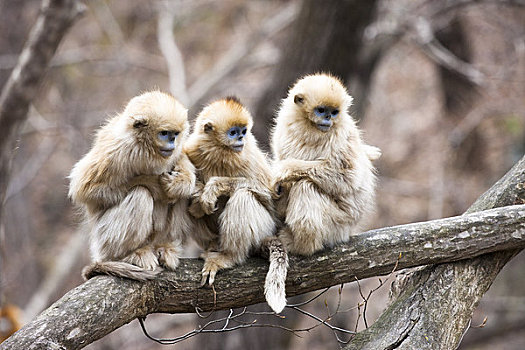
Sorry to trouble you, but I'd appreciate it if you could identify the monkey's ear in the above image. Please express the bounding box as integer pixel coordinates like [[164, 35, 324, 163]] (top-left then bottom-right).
[[294, 94, 305, 105], [132, 115, 149, 128], [203, 120, 214, 133]]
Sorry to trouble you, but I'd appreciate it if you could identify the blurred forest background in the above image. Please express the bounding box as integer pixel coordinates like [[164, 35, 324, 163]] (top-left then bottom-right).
[[1, 0, 525, 349]]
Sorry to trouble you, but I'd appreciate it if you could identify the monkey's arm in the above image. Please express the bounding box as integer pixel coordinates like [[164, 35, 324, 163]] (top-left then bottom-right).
[[273, 158, 350, 199], [126, 155, 196, 203], [161, 153, 196, 201], [273, 158, 323, 182], [199, 176, 248, 214], [70, 180, 127, 212], [127, 175, 167, 202]]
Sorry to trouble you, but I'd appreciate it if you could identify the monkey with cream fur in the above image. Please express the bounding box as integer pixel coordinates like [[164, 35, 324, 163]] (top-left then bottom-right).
[[272, 73, 381, 255], [69, 91, 195, 280], [186, 97, 287, 313]]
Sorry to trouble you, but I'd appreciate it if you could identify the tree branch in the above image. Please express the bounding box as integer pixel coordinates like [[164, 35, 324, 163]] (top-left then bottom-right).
[[345, 155, 525, 349], [2, 203, 525, 349], [157, 1, 189, 105]]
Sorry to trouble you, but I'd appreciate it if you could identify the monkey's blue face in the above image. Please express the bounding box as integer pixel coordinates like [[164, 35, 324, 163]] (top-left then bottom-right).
[[226, 126, 247, 152], [157, 130, 180, 157], [312, 105, 339, 132]]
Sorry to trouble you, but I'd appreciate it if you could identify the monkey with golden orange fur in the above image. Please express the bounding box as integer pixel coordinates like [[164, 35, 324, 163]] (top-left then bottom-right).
[[185, 97, 287, 313], [69, 91, 195, 281], [272, 73, 381, 256]]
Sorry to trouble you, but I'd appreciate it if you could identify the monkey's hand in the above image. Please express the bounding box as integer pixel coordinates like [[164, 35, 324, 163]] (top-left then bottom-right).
[[199, 177, 243, 214], [200, 251, 235, 286], [200, 182, 220, 215], [161, 154, 197, 201], [160, 170, 188, 201], [189, 199, 206, 218], [188, 182, 206, 218]]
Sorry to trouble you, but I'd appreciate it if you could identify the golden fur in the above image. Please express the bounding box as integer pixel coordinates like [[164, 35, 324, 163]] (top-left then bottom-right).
[[69, 91, 195, 280], [272, 73, 381, 255], [185, 98, 286, 312]]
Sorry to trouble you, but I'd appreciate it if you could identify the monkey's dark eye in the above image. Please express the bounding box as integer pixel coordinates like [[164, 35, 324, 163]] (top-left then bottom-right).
[[160, 131, 169, 136], [331, 109, 339, 116], [314, 106, 327, 117], [174, 131, 180, 136], [227, 126, 244, 139], [241, 127, 247, 135]]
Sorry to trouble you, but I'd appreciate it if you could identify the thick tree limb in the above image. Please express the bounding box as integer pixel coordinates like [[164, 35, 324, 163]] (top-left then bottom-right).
[[2, 203, 525, 349], [345, 155, 525, 350]]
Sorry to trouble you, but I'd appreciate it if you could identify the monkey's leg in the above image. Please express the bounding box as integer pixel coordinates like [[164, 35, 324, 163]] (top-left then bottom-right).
[[91, 187, 157, 269], [274, 159, 354, 201], [201, 188, 276, 285], [281, 180, 327, 255], [127, 174, 166, 201], [154, 201, 191, 270]]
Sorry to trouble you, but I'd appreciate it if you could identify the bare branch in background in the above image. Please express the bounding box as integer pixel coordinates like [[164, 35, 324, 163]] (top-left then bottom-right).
[[5, 106, 60, 200], [409, 17, 484, 85], [22, 230, 86, 323], [0, 0, 85, 308], [90, 0, 125, 46], [0, 0, 85, 203], [0, 47, 167, 73], [157, 1, 189, 104], [5, 137, 58, 201], [187, 1, 299, 106]]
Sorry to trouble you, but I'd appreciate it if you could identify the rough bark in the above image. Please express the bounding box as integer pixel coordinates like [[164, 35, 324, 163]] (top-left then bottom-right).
[[3, 203, 525, 349], [345, 156, 525, 350]]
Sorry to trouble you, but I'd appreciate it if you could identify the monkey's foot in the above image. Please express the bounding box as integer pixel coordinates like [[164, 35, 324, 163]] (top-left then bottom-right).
[[200, 253, 234, 286], [156, 245, 181, 270], [124, 246, 159, 271], [277, 226, 322, 255]]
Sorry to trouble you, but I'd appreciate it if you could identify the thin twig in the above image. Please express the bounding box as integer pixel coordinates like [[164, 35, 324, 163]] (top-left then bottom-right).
[[287, 287, 331, 307], [187, 1, 298, 105]]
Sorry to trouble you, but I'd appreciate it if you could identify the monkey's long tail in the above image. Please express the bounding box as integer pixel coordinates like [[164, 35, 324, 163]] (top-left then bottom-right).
[[264, 236, 289, 313], [82, 261, 161, 281]]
